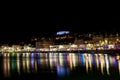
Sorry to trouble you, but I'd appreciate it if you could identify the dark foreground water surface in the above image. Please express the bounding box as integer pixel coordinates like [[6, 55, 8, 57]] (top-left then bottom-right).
[[0, 52, 120, 80]]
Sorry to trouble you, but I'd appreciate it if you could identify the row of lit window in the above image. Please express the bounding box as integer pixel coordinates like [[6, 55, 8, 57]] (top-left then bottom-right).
[[56, 36, 73, 40]]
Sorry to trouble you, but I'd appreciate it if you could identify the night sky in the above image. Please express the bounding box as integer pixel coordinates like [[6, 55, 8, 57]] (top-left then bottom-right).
[[0, 8, 120, 44]]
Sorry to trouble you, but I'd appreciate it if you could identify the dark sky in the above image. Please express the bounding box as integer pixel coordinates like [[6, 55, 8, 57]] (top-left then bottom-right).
[[0, 8, 120, 44]]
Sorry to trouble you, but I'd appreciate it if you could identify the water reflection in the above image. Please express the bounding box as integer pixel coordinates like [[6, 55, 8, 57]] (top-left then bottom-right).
[[1, 52, 120, 78]]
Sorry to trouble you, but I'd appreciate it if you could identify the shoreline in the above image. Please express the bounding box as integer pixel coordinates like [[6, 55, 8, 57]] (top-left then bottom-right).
[[0, 49, 120, 53]]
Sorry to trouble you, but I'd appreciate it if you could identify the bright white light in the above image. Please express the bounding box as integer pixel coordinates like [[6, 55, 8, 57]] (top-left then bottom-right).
[[71, 44, 77, 48], [56, 31, 70, 35], [59, 45, 64, 49]]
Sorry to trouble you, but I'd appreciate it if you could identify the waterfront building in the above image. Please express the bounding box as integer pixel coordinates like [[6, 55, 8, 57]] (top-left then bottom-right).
[[34, 31, 120, 50], [36, 38, 53, 48], [53, 31, 75, 45]]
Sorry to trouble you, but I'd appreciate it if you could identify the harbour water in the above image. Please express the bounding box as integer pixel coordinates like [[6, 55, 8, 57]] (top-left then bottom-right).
[[0, 52, 120, 80]]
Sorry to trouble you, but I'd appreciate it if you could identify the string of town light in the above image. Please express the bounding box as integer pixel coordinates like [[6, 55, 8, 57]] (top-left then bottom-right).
[[0, 31, 120, 53]]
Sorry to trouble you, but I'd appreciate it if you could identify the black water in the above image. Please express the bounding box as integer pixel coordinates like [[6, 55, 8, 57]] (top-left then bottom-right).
[[0, 53, 120, 80]]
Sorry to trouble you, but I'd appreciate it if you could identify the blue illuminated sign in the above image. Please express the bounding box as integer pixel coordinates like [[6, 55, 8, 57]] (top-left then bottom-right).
[[56, 31, 70, 35]]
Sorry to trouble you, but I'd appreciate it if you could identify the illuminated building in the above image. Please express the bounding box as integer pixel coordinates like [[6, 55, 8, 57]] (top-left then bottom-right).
[[53, 31, 75, 45], [36, 38, 53, 48]]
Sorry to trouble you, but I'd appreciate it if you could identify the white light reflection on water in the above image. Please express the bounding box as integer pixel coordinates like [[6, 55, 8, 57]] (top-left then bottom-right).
[[26, 56, 30, 73], [7, 58, 10, 77], [49, 53, 54, 70], [22, 57, 26, 73], [59, 53, 64, 66], [72, 53, 76, 68], [88, 54, 92, 71], [85, 54, 89, 73], [2, 52, 120, 78], [105, 54, 110, 75], [17, 59, 20, 75], [95, 54, 99, 69], [100, 54, 105, 75]]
